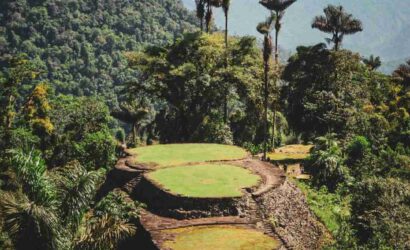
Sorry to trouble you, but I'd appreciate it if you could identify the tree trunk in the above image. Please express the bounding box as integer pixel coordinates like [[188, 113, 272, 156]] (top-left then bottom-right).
[[132, 122, 137, 146], [206, 1, 211, 33], [334, 32, 340, 51], [272, 109, 276, 148], [274, 12, 279, 64], [224, 12, 228, 50], [223, 11, 228, 123], [263, 60, 269, 161]]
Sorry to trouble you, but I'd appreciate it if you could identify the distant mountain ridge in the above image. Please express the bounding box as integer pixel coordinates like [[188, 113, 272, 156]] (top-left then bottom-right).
[[182, 0, 410, 72]]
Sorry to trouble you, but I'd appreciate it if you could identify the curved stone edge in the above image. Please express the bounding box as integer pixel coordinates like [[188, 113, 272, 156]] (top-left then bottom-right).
[[112, 153, 327, 249], [133, 175, 240, 219], [113, 156, 288, 219], [123, 147, 252, 170], [139, 209, 281, 250]]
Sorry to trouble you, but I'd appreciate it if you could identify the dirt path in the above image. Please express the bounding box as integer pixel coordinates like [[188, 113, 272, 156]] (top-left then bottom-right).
[[237, 159, 286, 196]]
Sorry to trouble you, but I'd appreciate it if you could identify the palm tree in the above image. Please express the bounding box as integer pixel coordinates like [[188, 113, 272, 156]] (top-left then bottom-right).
[[0, 192, 60, 250], [54, 162, 103, 230], [222, 0, 231, 49], [75, 214, 136, 250], [312, 5, 363, 51], [362, 55, 381, 71], [259, 0, 296, 63], [195, 0, 206, 31], [257, 14, 275, 160], [205, 0, 222, 33], [111, 103, 150, 146], [0, 150, 60, 250]]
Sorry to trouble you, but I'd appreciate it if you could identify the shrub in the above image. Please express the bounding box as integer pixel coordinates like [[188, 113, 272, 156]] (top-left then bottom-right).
[[75, 130, 116, 170]]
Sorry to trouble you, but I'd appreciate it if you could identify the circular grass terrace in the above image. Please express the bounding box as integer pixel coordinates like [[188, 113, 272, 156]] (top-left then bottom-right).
[[145, 164, 260, 198], [163, 225, 280, 250], [127, 143, 248, 168]]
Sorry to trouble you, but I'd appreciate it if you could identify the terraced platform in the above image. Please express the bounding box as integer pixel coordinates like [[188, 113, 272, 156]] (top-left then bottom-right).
[[126, 143, 248, 169], [145, 163, 261, 198], [140, 210, 281, 250], [111, 143, 325, 249], [267, 144, 313, 163]]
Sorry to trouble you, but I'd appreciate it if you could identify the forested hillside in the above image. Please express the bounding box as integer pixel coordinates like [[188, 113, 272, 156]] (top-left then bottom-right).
[[0, 0, 197, 105], [1, 0, 409, 249]]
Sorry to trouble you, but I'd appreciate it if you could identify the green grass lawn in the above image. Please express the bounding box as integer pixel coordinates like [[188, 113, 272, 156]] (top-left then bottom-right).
[[163, 225, 280, 250], [128, 143, 248, 167], [146, 164, 260, 198]]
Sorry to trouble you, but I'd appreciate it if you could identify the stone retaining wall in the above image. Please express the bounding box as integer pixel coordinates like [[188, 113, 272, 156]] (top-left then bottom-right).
[[132, 176, 240, 219]]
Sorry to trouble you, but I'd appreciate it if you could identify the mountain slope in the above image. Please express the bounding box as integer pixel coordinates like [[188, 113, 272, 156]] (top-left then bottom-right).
[[0, 0, 198, 104], [183, 0, 410, 67]]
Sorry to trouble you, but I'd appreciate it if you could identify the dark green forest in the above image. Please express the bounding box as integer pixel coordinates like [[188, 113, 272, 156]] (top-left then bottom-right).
[[0, 0, 409, 249], [0, 0, 197, 105]]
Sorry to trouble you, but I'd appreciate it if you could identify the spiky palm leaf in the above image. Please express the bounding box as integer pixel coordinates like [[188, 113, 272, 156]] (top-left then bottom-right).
[[10, 149, 57, 206], [0, 192, 60, 250], [363, 55, 382, 70], [75, 214, 136, 250], [53, 162, 103, 229]]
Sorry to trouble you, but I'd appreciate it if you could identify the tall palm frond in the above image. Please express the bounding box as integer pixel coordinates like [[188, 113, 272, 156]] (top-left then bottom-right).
[[10, 149, 57, 205], [0, 192, 60, 250], [52, 162, 103, 228], [75, 214, 136, 250]]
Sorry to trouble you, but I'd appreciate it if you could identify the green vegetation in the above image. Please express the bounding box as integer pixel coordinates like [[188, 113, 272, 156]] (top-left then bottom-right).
[[147, 164, 260, 197], [1, 0, 409, 249], [163, 225, 280, 250], [127, 32, 269, 145], [0, 0, 197, 103], [294, 180, 350, 235], [128, 144, 247, 167]]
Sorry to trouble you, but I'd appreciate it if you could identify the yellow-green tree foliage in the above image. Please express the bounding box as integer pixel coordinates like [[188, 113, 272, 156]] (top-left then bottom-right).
[[25, 83, 54, 136]]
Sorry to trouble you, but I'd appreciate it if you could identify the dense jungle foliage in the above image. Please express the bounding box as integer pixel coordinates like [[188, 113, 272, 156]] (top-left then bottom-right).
[[0, 0, 197, 105], [0, 0, 409, 249]]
